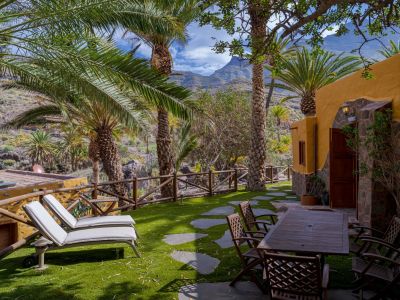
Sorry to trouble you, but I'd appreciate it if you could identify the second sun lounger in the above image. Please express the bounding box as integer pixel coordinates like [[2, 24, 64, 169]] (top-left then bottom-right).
[[43, 194, 135, 229], [23, 201, 140, 261]]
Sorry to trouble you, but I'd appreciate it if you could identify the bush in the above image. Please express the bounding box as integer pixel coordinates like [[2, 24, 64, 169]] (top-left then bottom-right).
[[0, 145, 15, 153], [2, 159, 16, 167]]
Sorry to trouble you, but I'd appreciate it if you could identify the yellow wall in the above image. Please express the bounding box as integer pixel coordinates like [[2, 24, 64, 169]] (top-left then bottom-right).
[[291, 116, 316, 174], [292, 54, 400, 174]]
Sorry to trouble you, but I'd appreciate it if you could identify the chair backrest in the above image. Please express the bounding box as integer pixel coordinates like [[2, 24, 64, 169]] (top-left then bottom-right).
[[43, 194, 77, 228], [384, 216, 400, 245], [226, 213, 245, 246], [263, 252, 322, 298], [239, 201, 257, 231], [23, 201, 68, 246]]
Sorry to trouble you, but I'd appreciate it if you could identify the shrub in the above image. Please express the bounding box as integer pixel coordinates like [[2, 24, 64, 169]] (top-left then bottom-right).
[[2, 159, 16, 167]]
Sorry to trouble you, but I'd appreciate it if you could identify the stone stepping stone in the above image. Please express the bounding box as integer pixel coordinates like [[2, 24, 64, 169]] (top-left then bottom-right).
[[201, 206, 234, 216], [253, 208, 276, 216], [190, 218, 226, 229], [286, 196, 298, 200], [266, 192, 288, 197], [229, 200, 258, 206], [214, 230, 233, 249], [178, 282, 264, 300], [252, 196, 273, 201], [171, 250, 220, 275], [163, 233, 208, 245]]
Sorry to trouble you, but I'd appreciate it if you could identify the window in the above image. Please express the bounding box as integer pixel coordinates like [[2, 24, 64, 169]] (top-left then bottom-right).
[[299, 141, 305, 166]]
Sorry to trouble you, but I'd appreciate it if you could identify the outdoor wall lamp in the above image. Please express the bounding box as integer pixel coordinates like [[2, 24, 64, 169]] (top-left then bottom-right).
[[341, 102, 356, 122]]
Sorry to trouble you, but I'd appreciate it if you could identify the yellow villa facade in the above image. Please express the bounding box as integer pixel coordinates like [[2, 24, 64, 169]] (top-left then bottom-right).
[[291, 54, 400, 228]]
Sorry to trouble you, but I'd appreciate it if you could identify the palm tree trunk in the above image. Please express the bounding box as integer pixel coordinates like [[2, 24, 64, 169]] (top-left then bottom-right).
[[95, 126, 127, 207], [247, 0, 267, 191], [151, 43, 174, 198], [89, 138, 100, 184], [300, 91, 316, 116]]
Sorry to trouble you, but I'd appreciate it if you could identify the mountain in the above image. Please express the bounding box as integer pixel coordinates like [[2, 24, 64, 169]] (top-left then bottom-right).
[[171, 24, 400, 91]]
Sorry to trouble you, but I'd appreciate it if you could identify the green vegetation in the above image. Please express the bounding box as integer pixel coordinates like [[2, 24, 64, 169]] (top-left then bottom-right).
[[0, 183, 353, 299], [378, 40, 400, 58], [269, 48, 362, 116]]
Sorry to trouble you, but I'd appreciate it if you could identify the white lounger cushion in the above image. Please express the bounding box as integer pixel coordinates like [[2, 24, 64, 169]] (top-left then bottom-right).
[[24, 202, 137, 247], [43, 194, 135, 229], [43, 194, 78, 228], [76, 215, 134, 228], [24, 201, 68, 246], [65, 226, 136, 244]]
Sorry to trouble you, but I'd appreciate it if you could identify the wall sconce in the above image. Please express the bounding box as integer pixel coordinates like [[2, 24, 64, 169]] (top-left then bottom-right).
[[341, 102, 356, 122]]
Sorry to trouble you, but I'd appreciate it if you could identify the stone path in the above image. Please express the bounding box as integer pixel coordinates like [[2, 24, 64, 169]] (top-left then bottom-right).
[[202, 206, 234, 216], [229, 200, 258, 206], [191, 218, 226, 229], [178, 282, 369, 300], [265, 192, 288, 197], [171, 251, 220, 275], [178, 282, 263, 300], [252, 196, 273, 201], [214, 230, 234, 249], [163, 233, 208, 245]]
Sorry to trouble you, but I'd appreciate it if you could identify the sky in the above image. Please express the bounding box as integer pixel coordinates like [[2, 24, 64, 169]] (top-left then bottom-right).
[[115, 22, 338, 76], [115, 22, 236, 76]]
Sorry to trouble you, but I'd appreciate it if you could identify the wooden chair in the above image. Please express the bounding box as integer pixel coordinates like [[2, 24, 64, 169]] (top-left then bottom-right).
[[262, 252, 329, 300], [226, 213, 267, 293], [351, 216, 400, 256], [352, 239, 400, 300], [239, 201, 277, 235]]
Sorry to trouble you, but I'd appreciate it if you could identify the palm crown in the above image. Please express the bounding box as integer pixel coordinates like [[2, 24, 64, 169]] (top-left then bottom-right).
[[269, 48, 362, 116]]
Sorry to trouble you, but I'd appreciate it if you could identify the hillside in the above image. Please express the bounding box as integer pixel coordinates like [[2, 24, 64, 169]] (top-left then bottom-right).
[[171, 23, 400, 91]]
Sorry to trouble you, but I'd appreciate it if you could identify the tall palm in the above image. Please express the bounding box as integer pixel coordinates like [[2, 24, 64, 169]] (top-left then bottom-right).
[[270, 105, 289, 142], [5, 40, 190, 204], [270, 48, 362, 116], [379, 40, 400, 58], [124, 0, 203, 197], [247, 0, 268, 191]]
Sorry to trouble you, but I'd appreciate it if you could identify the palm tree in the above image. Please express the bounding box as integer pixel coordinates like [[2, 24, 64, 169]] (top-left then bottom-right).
[[5, 40, 190, 204], [379, 40, 400, 58], [173, 122, 198, 171], [270, 48, 362, 116], [270, 105, 289, 142], [122, 0, 203, 197], [247, 0, 268, 191], [26, 130, 56, 168]]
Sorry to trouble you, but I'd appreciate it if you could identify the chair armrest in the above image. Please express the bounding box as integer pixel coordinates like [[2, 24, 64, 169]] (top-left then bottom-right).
[[361, 253, 400, 266], [244, 231, 266, 237], [353, 226, 384, 236], [249, 220, 272, 225], [233, 237, 262, 243], [359, 237, 399, 253], [322, 264, 330, 289], [255, 214, 277, 218]]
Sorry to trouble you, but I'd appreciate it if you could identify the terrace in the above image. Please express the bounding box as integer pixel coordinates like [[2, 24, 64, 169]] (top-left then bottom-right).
[[1, 181, 379, 300]]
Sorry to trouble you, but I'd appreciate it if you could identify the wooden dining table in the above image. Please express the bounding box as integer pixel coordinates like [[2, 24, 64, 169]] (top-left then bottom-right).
[[257, 208, 349, 255]]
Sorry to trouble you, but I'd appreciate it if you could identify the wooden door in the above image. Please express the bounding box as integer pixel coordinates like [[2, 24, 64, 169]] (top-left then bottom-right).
[[329, 128, 357, 208]]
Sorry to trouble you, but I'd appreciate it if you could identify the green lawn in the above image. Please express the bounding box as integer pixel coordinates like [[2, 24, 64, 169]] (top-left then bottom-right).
[[0, 182, 353, 299]]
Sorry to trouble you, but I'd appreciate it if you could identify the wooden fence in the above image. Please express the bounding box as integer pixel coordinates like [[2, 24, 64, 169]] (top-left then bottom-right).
[[0, 165, 291, 258]]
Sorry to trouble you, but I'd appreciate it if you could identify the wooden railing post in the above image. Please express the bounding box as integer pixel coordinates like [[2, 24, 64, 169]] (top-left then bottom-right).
[[234, 168, 238, 192], [269, 166, 274, 184], [92, 182, 98, 200], [287, 165, 291, 181], [208, 170, 213, 196], [132, 177, 138, 210], [173, 173, 178, 201]]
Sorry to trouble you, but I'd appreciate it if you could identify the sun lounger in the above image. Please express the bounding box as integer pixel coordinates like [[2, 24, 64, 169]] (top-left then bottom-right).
[[23, 201, 140, 260], [43, 194, 135, 229]]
